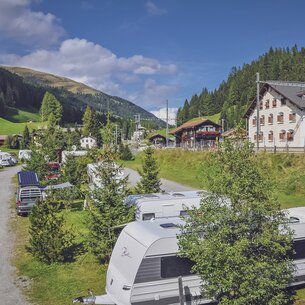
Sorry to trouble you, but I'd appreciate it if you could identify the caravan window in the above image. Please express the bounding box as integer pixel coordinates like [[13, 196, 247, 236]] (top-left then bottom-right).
[[293, 239, 305, 260], [142, 213, 155, 221], [161, 256, 195, 278], [180, 210, 189, 217]]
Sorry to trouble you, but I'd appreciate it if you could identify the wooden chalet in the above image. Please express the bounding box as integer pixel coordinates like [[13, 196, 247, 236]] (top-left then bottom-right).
[[171, 118, 221, 149], [148, 133, 174, 147]]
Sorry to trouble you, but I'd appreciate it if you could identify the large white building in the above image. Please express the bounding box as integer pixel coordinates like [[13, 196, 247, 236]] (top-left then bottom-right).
[[80, 135, 97, 149], [245, 81, 305, 150]]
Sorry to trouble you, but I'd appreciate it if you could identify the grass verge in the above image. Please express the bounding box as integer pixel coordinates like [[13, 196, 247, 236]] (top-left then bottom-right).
[[10, 188, 106, 305], [122, 149, 305, 209]]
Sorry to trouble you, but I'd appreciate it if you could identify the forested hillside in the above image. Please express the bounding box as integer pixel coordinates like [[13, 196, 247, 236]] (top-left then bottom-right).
[[177, 46, 305, 129], [0, 67, 165, 127]]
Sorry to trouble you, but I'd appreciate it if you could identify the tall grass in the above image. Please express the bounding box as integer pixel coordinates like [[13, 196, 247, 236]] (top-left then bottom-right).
[[124, 149, 305, 209]]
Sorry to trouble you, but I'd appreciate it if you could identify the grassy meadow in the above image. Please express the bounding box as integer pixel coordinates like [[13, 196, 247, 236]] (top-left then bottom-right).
[[124, 149, 305, 209], [0, 108, 46, 135]]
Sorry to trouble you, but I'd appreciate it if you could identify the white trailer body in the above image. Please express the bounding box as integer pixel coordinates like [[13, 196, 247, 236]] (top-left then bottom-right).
[[73, 219, 305, 305], [125, 190, 207, 221], [87, 162, 124, 190], [284, 207, 305, 224]]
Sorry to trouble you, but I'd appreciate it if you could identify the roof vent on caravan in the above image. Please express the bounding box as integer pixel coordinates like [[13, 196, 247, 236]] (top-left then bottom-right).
[[143, 194, 159, 198], [160, 223, 178, 229], [172, 192, 185, 197]]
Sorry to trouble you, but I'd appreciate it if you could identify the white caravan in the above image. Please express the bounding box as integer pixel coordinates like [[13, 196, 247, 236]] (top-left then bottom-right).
[[284, 207, 305, 224], [18, 149, 32, 160], [124, 190, 208, 221], [87, 162, 124, 191], [73, 218, 305, 305]]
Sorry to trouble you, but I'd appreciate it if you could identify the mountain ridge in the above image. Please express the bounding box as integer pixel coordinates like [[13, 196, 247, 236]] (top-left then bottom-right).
[[0, 66, 165, 127]]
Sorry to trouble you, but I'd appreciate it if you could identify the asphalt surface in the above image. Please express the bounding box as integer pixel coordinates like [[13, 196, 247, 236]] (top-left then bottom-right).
[[123, 167, 197, 192], [0, 165, 30, 305]]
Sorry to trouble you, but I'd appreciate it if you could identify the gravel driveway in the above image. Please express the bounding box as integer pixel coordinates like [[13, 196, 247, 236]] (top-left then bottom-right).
[[0, 165, 31, 305], [123, 167, 197, 192]]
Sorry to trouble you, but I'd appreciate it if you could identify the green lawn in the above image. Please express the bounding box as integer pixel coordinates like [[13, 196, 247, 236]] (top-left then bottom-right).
[[0, 117, 45, 135], [11, 198, 106, 305], [4, 108, 40, 123], [123, 149, 305, 209]]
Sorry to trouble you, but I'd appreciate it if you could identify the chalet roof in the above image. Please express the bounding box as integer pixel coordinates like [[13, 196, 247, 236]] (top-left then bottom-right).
[[148, 133, 174, 141], [245, 81, 305, 117], [171, 118, 220, 135]]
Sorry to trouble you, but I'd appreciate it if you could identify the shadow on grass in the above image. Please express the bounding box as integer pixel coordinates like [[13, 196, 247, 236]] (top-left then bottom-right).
[[63, 242, 87, 263]]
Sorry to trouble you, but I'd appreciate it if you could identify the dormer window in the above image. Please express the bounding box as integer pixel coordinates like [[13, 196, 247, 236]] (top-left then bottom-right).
[[281, 98, 286, 106]]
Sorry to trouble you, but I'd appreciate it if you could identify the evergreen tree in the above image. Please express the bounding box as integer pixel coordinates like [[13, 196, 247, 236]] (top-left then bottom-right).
[[88, 148, 133, 263], [40, 91, 62, 123], [22, 125, 30, 149], [135, 147, 161, 194], [178, 138, 295, 305], [82, 106, 92, 136], [25, 146, 47, 180], [27, 197, 75, 264]]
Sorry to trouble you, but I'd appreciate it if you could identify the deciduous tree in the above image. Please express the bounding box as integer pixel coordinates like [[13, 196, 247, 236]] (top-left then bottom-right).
[[178, 138, 295, 305]]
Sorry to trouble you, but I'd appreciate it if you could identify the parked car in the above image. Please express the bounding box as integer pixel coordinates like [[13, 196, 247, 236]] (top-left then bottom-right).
[[18, 149, 32, 161], [16, 171, 42, 215], [0, 158, 12, 167]]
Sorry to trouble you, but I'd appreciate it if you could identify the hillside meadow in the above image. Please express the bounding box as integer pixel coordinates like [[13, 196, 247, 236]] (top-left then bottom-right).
[[124, 149, 305, 209]]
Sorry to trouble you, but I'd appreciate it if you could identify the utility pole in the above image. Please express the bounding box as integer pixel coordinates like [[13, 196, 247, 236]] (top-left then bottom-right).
[[256, 72, 260, 151], [166, 100, 169, 147], [115, 124, 118, 145]]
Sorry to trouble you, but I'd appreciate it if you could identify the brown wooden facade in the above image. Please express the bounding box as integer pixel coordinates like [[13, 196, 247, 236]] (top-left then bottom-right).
[[171, 118, 221, 149]]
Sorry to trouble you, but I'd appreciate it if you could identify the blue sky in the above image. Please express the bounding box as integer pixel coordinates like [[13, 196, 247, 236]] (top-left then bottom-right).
[[1, 0, 305, 120]]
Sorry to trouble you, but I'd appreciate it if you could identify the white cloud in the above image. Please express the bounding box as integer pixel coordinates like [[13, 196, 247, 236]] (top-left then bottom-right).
[[0, 0, 64, 47], [145, 1, 167, 16], [150, 107, 178, 126], [0, 38, 178, 107]]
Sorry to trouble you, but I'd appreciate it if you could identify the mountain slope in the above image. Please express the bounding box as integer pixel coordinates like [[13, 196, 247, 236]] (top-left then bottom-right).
[[0, 66, 165, 127]]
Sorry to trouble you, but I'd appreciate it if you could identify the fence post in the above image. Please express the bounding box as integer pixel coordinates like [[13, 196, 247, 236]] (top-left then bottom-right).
[[274, 145, 276, 154], [178, 276, 184, 305]]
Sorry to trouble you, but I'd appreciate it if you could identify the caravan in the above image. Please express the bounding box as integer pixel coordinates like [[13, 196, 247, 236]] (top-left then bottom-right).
[[124, 190, 208, 221], [16, 171, 42, 215], [73, 218, 305, 305]]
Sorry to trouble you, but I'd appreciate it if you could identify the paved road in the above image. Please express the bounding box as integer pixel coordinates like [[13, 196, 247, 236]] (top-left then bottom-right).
[[0, 165, 30, 305], [124, 167, 197, 192]]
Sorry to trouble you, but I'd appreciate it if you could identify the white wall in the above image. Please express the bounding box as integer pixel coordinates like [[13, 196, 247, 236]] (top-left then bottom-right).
[[248, 89, 305, 148]]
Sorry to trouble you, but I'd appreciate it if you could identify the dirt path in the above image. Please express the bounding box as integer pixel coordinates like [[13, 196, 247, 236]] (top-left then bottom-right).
[[0, 165, 31, 305], [123, 167, 197, 192]]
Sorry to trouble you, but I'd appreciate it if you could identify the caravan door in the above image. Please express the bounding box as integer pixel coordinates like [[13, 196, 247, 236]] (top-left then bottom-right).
[[162, 204, 175, 218]]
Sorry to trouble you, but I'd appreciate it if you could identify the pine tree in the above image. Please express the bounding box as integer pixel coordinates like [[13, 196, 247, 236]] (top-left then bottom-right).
[[135, 147, 161, 194], [40, 91, 62, 123], [82, 106, 92, 136], [178, 138, 295, 305], [22, 125, 30, 149], [87, 148, 133, 263], [27, 198, 75, 264]]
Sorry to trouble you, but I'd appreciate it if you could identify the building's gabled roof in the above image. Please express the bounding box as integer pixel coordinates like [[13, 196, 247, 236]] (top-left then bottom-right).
[[17, 171, 40, 186], [245, 81, 305, 118], [171, 118, 221, 135]]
